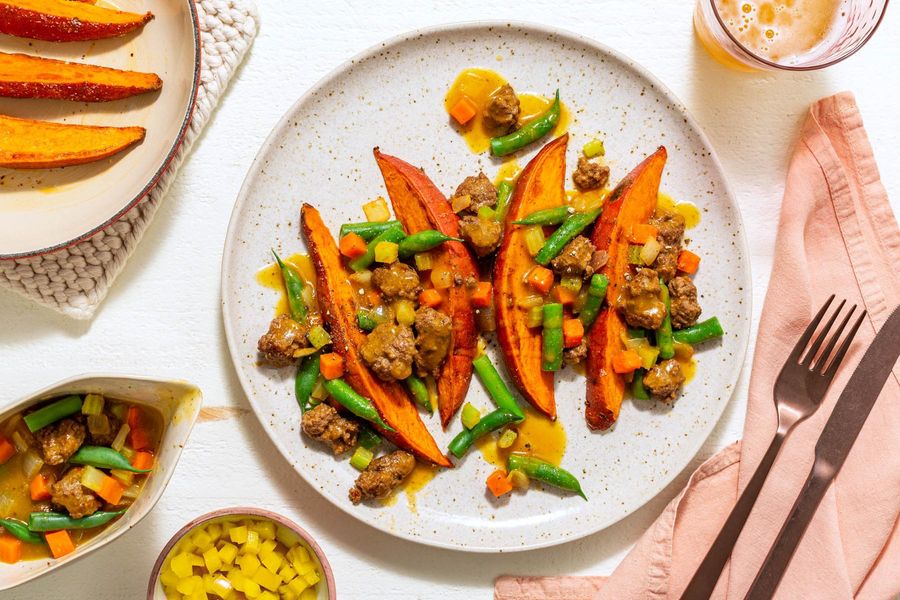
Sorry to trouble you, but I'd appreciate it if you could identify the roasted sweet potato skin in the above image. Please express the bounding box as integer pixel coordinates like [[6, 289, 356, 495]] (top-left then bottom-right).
[[0, 114, 144, 169], [0, 52, 162, 102], [301, 204, 451, 467], [586, 147, 667, 430], [493, 135, 569, 420], [0, 0, 153, 42], [373, 149, 478, 427]]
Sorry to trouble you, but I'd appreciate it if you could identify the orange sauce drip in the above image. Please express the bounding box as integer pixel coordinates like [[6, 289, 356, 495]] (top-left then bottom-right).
[[476, 407, 567, 469], [255, 254, 317, 317]]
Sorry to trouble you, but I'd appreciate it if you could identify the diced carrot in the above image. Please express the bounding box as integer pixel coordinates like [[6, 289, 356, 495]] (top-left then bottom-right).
[[131, 451, 154, 472], [449, 96, 478, 125], [418, 289, 443, 308], [339, 232, 368, 259], [526, 266, 554, 295], [552, 285, 577, 306], [129, 427, 152, 452], [563, 319, 584, 348], [30, 474, 52, 501], [0, 534, 22, 564], [97, 476, 124, 505], [627, 223, 659, 244], [45, 530, 75, 559], [486, 469, 513, 498], [470, 282, 493, 308], [677, 249, 701, 274], [319, 352, 345, 380], [0, 436, 15, 465], [612, 350, 642, 374], [126, 406, 142, 430]]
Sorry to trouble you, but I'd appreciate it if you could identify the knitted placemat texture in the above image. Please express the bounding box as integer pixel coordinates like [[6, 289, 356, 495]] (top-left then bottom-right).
[[0, 0, 259, 320]]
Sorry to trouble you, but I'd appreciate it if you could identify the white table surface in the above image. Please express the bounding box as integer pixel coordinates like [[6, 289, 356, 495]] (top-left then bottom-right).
[[2, 1, 898, 598]]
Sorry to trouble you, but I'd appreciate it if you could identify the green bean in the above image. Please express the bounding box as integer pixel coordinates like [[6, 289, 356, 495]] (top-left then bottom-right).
[[513, 206, 570, 226], [578, 274, 609, 329], [541, 303, 564, 372], [534, 208, 603, 265], [507, 454, 586, 500], [627, 327, 646, 338], [657, 279, 675, 360], [397, 230, 461, 258], [490, 90, 561, 157], [448, 409, 519, 459], [28, 510, 126, 532], [339, 220, 402, 241], [348, 224, 406, 272], [494, 181, 514, 222], [472, 354, 525, 420], [322, 378, 394, 432], [272, 250, 307, 322], [69, 446, 151, 473], [0, 518, 44, 544], [404, 375, 432, 413], [24, 395, 82, 432], [295, 354, 320, 412], [357, 425, 382, 450], [673, 317, 725, 345], [357, 309, 379, 332], [631, 369, 650, 400]]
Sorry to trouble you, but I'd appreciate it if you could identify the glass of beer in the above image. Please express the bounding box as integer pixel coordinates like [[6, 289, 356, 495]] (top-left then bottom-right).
[[695, 0, 889, 71]]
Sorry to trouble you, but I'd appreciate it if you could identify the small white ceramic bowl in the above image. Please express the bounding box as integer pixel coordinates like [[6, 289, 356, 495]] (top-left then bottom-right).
[[147, 507, 336, 599], [0, 374, 203, 591]]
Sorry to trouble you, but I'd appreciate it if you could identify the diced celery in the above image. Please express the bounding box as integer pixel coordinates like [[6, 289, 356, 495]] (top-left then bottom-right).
[[560, 275, 583, 293], [582, 138, 605, 158], [219, 542, 238, 565], [461, 403, 481, 429], [350, 447, 374, 471], [109, 468, 134, 487], [525, 305, 544, 328], [374, 241, 399, 263], [238, 553, 260, 577], [497, 429, 518, 449], [122, 482, 141, 500], [508, 469, 530, 490], [306, 326, 332, 349], [362, 197, 390, 222], [516, 295, 544, 309], [477, 206, 496, 220], [110, 423, 130, 452], [394, 299, 416, 325], [229, 525, 248, 544], [524, 226, 546, 257], [203, 546, 222, 573], [253, 566, 282, 592], [81, 393, 105, 416], [309, 378, 328, 401], [414, 252, 433, 271], [627, 245, 643, 265], [79, 465, 107, 494]]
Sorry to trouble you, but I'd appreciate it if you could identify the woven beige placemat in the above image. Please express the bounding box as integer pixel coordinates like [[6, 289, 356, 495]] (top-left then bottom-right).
[[0, 0, 259, 320]]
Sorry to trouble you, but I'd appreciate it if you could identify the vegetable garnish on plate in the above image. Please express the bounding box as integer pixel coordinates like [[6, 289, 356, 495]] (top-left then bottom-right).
[[0, 394, 160, 562], [252, 70, 724, 508]]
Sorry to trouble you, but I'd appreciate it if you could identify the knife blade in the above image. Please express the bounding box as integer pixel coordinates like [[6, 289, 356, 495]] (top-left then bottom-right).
[[744, 304, 900, 600]]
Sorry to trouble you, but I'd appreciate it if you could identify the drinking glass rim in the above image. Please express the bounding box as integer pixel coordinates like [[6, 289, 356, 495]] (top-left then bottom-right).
[[707, 0, 891, 71]]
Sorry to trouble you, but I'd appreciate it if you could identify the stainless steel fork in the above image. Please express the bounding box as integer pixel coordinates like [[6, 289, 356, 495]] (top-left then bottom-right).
[[679, 295, 866, 600]]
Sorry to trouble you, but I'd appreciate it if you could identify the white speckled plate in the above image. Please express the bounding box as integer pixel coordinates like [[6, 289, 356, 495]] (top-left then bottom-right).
[[0, 0, 200, 258], [222, 22, 751, 552]]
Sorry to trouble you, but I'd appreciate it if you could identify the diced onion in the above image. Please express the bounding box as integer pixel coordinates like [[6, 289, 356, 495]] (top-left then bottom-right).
[[349, 270, 372, 285], [673, 341, 695, 361], [394, 300, 416, 326], [451, 194, 472, 213], [11, 431, 30, 453], [82, 393, 105, 416], [641, 237, 662, 265], [624, 337, 650, 351], [306, 325, 332, 349], [525, 305, 544, 328], [310, 377, 329, 400], [80, 465, 107, 494], [497, 429, 518, 449], [431, 267, 453, 290], [122, 483, 142, 499], [507, 469, 530, 490], [22, 450, 43, 479], [523, 226, 546, 257], [301, 286, 316, 309], [111, 423, 130, 452]]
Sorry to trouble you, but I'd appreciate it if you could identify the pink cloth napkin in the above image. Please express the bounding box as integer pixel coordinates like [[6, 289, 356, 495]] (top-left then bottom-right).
[[495, 92, 900, 600]]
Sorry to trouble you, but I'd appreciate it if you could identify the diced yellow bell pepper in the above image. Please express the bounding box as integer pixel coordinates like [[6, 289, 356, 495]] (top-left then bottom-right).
[[228, 569, 246, 593], [374, 241, 399, 263], [276, 526, 300, 548], [257, 592, 278, 600], [171, 552, 196, 579], [252, 566, 282, 592], [177, 575, 203, 595], [218, 542, 238, 565], [300, 588, 318, 600], [287, 546, 310, 564], [278, 564, 297, 583], [292, 559, 315, 576], [203, 547, 222, 573], [206, 574, 234, 599], [163, 586, 180, 599], [242, 578, 262, 599], [287, 576, 310, 595], [260, 539, 277, 556], [206, 523, 222, 542], [255, 520, 276, 540], [160, 569, 179, 588], [363, 197, 390, 222], [243, 530, 260, 554], [193, 530, 214, 551], [302, 570, 320, 586], [237, 553, 260, 577], [259, 549, 283, 573], [228, 525, 248, 544]]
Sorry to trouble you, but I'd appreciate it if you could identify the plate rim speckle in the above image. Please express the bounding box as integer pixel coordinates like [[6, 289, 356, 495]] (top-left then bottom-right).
[[221, 20, 752, 553]]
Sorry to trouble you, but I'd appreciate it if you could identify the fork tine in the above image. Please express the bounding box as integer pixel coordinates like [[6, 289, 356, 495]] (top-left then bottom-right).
[[812, 304, 855, 372], [821, 310, 867, 379], [790, 295, 835, 362], [801, 298, 846, 367]]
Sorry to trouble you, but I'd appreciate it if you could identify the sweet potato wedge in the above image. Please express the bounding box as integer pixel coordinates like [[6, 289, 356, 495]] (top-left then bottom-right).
[[0, 52, 162, 102], [373, 149, 478, 427], [493, 134, 569, 420], [0, 113, 144, 169], [0, 0, 153, 42], [585, 147, 667, 430], [301, 204, 451, 467]]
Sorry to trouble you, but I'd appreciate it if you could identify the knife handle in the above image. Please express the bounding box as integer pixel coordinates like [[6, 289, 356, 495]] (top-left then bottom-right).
[[743, 458, 836, 600]]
